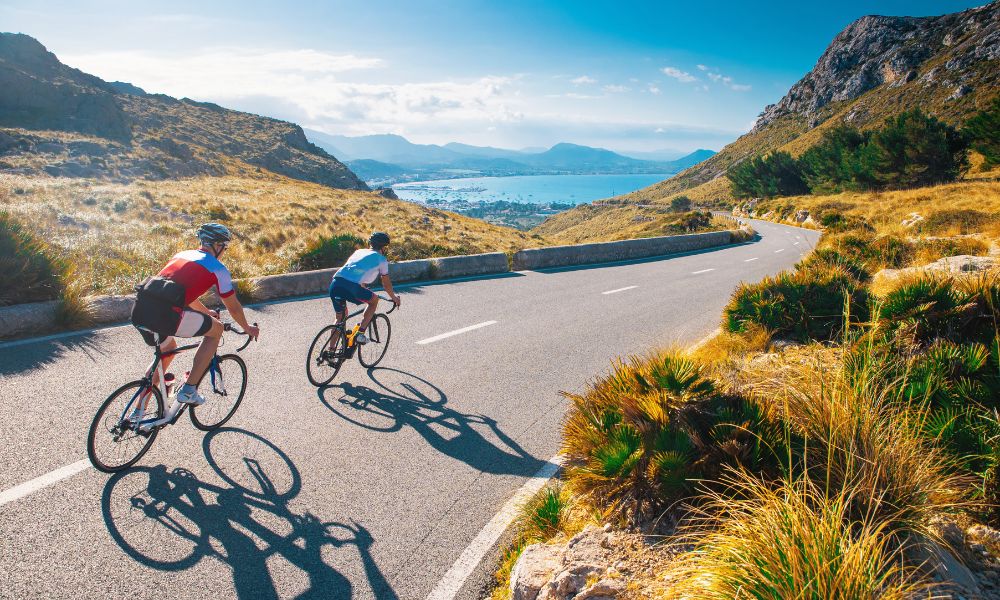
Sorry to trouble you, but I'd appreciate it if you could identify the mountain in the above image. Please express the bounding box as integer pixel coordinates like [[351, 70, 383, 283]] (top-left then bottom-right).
[[0, 33, 367, 189], [304, 132, 714, 183], [619, 149, 688, 162], [534, 2, 1000, 238]]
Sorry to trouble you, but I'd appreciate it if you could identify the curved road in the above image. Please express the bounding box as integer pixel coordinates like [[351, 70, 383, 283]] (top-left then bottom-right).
[[0, 219, 818, 599]]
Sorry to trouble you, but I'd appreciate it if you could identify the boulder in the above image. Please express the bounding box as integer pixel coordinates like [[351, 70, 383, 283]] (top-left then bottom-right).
[[511, 526, 625, 600]]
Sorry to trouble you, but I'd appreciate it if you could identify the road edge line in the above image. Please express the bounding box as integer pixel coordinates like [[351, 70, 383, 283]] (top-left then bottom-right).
[[424, 455, 564, 600]]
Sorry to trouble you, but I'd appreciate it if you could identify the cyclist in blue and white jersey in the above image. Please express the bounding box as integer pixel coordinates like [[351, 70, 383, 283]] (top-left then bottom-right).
[[329, 232, 401, 344]]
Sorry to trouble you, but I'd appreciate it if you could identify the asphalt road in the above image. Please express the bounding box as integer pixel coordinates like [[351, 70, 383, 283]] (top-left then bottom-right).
[[0, 219, 819, 600]]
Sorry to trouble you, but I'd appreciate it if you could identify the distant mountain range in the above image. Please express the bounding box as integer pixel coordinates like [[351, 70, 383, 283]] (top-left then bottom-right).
[[304, 130, 715, 185]]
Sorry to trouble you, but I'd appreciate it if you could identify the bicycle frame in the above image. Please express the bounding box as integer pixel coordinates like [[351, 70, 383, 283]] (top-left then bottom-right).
[[119, 334, 237, 432]]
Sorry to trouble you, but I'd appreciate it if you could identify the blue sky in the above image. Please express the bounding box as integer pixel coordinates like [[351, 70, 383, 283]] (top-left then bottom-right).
[[2, 1, 988, 154]]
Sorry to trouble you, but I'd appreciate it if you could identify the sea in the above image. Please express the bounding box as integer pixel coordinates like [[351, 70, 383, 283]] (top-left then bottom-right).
[[392, 173, 669, 207]]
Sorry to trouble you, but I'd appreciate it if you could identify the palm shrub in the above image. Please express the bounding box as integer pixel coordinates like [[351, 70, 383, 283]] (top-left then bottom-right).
[[294, 233, 364, 271], [874, 276, 972, 345], [724, 263, 868, 342], [562, 352, 784, 523], [0, 211, 66, 305]]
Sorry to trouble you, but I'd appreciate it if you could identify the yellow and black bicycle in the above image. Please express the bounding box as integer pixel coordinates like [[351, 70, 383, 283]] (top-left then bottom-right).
[[306, 294, 397, 387]]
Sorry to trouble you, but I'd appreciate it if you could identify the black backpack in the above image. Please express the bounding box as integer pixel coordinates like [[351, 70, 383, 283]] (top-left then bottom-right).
[[131, 276, 187, 341]]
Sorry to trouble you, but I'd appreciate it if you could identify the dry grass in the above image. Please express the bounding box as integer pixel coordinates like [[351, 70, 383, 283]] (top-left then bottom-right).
[[0, 173, 544, 296], [661, 471, 937, 600], [531, 207, 725, 245], [760, 181, 1000, 243]]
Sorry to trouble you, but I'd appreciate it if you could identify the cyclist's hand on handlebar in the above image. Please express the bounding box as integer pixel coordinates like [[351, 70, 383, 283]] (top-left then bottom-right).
[[209, 309, 220, 319], [246, 324, 260, 340], [391, 294, 401, 307]]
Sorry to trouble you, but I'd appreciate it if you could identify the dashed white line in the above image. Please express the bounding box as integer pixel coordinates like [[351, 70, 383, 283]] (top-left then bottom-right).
[[692, 268, 715, 274], [0, 460, 90, 508], [793, 242, 800, 246], [744, 257, 759, 262], [601, 285, 638, 295], [425, 455, 564, 600], [416, 321, 497, 345], [775, 248, 786, 253]]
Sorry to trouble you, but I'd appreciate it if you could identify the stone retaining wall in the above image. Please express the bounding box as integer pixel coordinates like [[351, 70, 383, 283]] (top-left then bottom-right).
[[512, 230, 732, 271], [0, 231, 738, 339]]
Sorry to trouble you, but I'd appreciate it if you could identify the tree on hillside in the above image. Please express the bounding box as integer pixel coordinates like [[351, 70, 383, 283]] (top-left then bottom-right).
[[859, 110, 967, 188], [964, 97, 1000, 168], [798, 125, 869, 193], [670, 195, 692, 212], [728, 152, 809, 199]]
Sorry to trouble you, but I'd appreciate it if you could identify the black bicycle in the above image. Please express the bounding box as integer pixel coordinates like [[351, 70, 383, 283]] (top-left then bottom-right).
[[306, 293, 397, 386], [87, 321, 255, 473]]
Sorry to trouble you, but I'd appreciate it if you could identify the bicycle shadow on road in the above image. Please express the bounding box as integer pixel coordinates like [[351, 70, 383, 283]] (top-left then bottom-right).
[[100, 428, 399, 600], [318, 368, 546, 477], [0, 332, 108, 377]]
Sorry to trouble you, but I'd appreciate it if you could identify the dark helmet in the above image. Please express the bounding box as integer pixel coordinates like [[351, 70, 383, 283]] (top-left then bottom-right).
[[197, 223, 233, 245], [369, 231, 390, 249]]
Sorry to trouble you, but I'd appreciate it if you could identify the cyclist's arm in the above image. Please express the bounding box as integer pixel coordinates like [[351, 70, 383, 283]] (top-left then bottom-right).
[[220, 293, 257, 338], [188, 297, 217, 318], [380, 274, 400, 304]]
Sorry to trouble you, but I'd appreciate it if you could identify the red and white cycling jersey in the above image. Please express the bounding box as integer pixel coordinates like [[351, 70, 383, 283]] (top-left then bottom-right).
[[157, 249, 235, 305]]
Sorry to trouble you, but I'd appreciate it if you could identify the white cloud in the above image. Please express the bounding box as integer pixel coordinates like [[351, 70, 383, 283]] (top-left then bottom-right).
[[62, 48, 526, 135], [602, 84, 629, 93], [696, 64, 709, 71], [647, 85, 661, 95], [571, 75, 597, 85], [702, 66, 752, 92], [661, 66, 697, 83]]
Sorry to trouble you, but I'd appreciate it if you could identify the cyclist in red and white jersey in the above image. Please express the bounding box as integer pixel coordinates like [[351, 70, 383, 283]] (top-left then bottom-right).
[[133, 223, 259, 407]]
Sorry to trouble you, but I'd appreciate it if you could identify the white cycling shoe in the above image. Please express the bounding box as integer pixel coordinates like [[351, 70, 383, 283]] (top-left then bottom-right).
[[176, 385, 207, 406], [354, 333, 369, 345]]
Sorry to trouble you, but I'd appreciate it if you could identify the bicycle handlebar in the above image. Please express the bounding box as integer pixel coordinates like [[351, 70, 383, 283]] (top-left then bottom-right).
[[223, 322, 257, 352], [375, 294, 399, 314]]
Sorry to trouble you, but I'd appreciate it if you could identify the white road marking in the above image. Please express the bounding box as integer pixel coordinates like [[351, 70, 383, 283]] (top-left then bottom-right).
[[692, 268, 715, 274], [425, 455, 564, 600], [601, 285, 638, 295], [416, 321, 497, 345], [743, 257, 759, 262], [0, 460, 90, 508], [775, 248, 785, 253], [794, 242, 800, 245]]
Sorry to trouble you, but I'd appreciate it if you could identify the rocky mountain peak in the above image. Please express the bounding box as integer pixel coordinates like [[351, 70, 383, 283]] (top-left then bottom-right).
[[753, 2, 999, 132]]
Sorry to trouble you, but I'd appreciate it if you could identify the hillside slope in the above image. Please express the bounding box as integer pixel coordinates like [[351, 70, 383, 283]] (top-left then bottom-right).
[[0, 33, 367, 190], [536, 2, 1000, 237]]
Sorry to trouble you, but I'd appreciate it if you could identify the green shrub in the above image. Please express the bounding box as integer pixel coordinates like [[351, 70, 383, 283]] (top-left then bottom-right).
[[670, 195, 692, 212], [0, 211, 65, 306], [964, 97, 1000, 168], [724, 264, 868, 342], [875, 277, 969, 345], [562, 352, 784, 523], [294, 233, 364, 271]]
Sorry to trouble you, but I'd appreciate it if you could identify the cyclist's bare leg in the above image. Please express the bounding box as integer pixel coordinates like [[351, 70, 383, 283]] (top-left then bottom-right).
[[330, 309, 347, 350], [359, 296, 379, 330], [156, 337, 178, 387], [185, 318, 223, 387]]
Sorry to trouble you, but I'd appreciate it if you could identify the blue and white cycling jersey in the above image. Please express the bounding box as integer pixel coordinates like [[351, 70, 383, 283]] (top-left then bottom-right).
[[334, 249, 389, 286]]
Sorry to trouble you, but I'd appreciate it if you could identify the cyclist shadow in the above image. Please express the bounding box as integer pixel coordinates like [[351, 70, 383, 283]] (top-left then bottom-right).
[[318, 368, 546, 477], [100, 428, 398, 600]]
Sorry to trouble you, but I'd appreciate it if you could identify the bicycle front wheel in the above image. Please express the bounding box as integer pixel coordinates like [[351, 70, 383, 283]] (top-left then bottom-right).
[[190, 354, 248, 431], [358, 314, 392, 368], [307, 325, 348, 386], [87, 381, 164, 473]]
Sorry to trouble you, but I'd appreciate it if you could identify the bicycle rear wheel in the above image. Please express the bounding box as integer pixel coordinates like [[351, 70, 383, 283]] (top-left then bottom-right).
[[190, 354, 248, 431], [358, 314, 392, 368], [87, 381, 164, 473], [307, 325, 348, 386]]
